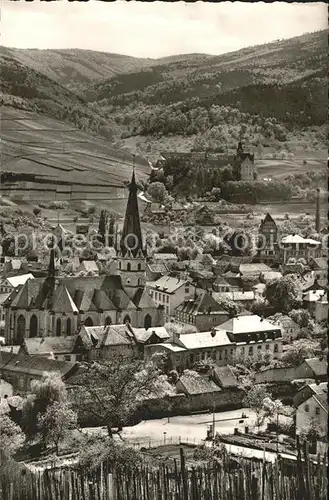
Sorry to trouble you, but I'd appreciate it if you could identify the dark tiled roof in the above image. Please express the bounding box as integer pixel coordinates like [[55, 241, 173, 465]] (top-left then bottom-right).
[[78, 325, 133, 348], [133, 288, 154, 309], [213, 365, 239, 388], [178, 371, 222, 395], [304, 358, 328, 377], [176, 291, 227, 316]]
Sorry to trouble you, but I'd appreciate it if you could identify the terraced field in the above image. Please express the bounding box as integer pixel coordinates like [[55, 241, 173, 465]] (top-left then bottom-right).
[[0, 106, 149, 202]]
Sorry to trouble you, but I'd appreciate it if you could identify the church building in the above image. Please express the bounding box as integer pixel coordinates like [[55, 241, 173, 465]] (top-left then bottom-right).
[[3, 170, 164, 345]]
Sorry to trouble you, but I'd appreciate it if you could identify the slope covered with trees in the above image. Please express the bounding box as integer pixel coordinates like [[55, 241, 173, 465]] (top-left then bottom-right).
[[87, 30, 327, 153]]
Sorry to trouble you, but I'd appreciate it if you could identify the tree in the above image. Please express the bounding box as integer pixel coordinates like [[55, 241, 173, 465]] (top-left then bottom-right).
[[265, 275, 302, 313], [211, 187, 221, 201], [73, 355, 172, 437], [21, 372, 68, 441], [78, 434, 143, 471], [281, 340, 318, 367], [288, 309, 312, 328], [0, 413, 25, 461], [38, 401, 78, 453], [98, 209, 108, 245], [146, 182, 168, 203], [262, 397, 283, 424], [243, 385, 271, 430]]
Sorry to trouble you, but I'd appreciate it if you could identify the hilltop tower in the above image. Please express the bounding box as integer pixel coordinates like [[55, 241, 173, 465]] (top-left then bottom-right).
[[117, 162, 146, 296], [315, 188, 321, 233]]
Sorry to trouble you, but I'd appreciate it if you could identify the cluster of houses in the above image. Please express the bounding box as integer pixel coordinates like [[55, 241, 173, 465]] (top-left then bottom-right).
[[0, 168, 327, 450]]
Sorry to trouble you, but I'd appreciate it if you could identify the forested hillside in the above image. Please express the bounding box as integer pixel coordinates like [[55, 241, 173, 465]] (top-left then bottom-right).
[[87, 30, 327, 153], [0, 46, 155, 91], [1, 30, 327, 155], [0, 54, 119, 140]]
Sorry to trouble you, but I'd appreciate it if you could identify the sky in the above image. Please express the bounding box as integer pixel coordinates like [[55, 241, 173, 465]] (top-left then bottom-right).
[[1, 1, 327, 58]]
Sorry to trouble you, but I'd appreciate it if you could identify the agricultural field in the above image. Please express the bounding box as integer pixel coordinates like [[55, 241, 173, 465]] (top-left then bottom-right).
[[255, 157, 326, 181]]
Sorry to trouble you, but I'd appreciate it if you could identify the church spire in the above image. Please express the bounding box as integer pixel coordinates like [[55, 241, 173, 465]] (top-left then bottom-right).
[[120, 156, 144, 257]]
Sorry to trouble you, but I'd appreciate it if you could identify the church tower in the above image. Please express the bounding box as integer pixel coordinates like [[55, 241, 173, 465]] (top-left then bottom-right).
[[117, 164, 146, 296]]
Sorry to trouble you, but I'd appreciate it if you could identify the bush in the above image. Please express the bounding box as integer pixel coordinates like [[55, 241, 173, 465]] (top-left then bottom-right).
[[33, 207, 41, 216]]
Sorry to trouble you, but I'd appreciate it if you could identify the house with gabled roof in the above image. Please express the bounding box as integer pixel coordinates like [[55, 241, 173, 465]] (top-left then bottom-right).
[[76, 323, 138, 361], [146, 276, 196, 322], [0, 274, 34, 294], [0, 350, 79, 394], [294, 382, 327, 455], [256, 213, 280, 264], [19, 336, 78, 362]]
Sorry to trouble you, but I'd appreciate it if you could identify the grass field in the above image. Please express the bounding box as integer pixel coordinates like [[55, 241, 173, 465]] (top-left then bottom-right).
[[255, 157, 326, 180]]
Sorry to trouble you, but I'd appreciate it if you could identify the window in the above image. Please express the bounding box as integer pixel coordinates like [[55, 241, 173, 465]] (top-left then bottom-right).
[[155, 292, 158, 300], [144, 314, 152, 330], [241, 347, 245, 355], [123, 315, 131, 324], [64, 355, 71, 361], [105, 316, 112, 326], [127, 263, 131, 271], [230, 349, 234, 356], [185, 286, 189, 294], [16, 314, 26, 343], [248, 346, 253, 356], [84, 317, 93, 327], [266, 344, 270, 350], [258, 345, 262, 351], [224, 349, 228, 359], [305, 405, 309, 412], [315, 407, 320, 415], [56, 318, 61, 337], [274, 344, 278, 353], [137, 263, 141, 271], [29, 315, 38, 337], [67, 317, 72, 335], [166, 295, 169, 303], [217, 351, 222, 360]]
